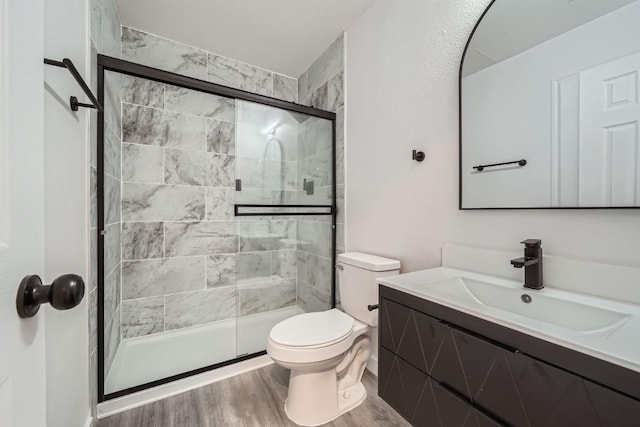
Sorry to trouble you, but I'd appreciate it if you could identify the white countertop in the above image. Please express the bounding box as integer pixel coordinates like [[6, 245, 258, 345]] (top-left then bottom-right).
[[379, 267, 640, 374]]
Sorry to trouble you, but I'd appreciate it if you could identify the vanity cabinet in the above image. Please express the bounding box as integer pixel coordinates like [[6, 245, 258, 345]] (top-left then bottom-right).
[[378, 286, 640, 427]]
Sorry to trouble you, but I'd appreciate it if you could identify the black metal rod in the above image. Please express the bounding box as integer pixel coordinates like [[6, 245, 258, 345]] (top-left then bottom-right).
[[44, 58, 104, 112], [96, 59, 106, 403], [234, 204, 334, 217], [236, 212, 333, 217], [104, 351, 267, 401], [473, 159, 527, 172], [235, 204, 334, 216], [235, 204, 334, 208]]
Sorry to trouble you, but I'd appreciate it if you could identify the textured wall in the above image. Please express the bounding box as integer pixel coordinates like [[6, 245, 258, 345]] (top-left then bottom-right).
[[346, 0, 640, 279]]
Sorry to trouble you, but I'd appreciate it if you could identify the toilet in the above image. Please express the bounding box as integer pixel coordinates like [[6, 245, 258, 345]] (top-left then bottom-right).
[[267, 252, 401, 426]]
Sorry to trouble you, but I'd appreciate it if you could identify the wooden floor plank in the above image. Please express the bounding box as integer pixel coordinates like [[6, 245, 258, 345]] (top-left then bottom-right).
[[98, 364, 410, 427]]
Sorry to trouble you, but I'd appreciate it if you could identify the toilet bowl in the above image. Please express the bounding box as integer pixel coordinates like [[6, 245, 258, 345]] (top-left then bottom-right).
[[267, 252, 401, 426]]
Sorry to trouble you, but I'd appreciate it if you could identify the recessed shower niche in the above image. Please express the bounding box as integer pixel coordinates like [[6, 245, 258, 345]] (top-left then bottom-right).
[[97, 56, 336, 399]]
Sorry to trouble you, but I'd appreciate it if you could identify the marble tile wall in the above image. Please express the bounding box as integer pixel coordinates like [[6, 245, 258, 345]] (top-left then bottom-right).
[[121, 26, 298, 103], [234, 101, 301, 206], [102, 70, 123, 377], [118, 78, 299, 339], [119, 81, 238, 339], [118, 27, 320, 341], [297, 34, 346, 311], [89, 0, 122, 418], [296, 215, 333, 312]]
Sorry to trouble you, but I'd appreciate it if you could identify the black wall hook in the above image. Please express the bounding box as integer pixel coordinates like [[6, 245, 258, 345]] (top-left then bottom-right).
[[16, 274, 85, 318], [412, 150, 425, 162]]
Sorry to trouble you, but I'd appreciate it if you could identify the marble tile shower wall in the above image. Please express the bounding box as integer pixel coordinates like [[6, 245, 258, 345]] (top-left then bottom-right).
[[89, 0, 122, 416], [295, 117, 334, 311], [119, 82, 298, 336], [119, 28, 302, 339], [103, 70, 123, 376], [121, 26, 298, 103], [297, 35, 345, 310], [119, 81, 239, 338]]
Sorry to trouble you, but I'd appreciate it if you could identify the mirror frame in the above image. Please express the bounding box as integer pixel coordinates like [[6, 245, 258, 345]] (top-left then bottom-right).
[[458, 0, 640, 211]]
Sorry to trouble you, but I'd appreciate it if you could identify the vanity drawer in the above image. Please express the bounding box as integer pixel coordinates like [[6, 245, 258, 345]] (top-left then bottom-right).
[[379, 346, 434, 424], [379, 346, 504, 426], [436, 327, 529, 424], [430, 381, 503, 427], [379, 298, 448, 373], [379, 297, 519, 422]]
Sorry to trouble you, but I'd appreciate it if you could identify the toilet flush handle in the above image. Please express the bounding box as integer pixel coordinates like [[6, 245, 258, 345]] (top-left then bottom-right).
[[367, 304, 379, 311]]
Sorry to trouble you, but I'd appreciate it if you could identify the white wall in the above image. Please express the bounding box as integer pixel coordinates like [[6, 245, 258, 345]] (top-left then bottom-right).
[[43, 0, 90, 425], [3, 1, 47, 426], [345, 0, 640, 281], [462, 2, 640, 208]]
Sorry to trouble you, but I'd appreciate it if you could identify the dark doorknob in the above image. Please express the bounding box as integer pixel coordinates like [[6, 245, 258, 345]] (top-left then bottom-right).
[[16, 274, 85, 318]]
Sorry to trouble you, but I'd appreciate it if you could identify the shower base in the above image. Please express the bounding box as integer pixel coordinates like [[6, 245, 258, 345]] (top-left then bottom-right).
[[105, 305, 303, 394]]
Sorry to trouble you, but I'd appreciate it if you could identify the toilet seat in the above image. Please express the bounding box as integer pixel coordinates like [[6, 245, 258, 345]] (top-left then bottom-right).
[[270, 309, 354, 348], [267, 310, 369, 366]]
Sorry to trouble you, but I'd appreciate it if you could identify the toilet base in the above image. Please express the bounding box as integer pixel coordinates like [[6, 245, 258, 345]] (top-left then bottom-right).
[[284, 382, 366, 427], [281, 335, 371, 426]]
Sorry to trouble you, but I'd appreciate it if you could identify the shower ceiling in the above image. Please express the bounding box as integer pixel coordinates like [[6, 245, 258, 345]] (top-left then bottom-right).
[[117, 0, 375, 77]]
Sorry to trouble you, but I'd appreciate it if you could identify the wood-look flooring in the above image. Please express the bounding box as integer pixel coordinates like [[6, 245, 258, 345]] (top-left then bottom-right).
[[98, 364, 410, 427]]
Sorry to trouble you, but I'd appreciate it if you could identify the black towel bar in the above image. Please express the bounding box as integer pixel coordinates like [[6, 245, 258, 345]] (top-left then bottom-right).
[[44, 58, 103, 112], [473, 159, 527, 172]]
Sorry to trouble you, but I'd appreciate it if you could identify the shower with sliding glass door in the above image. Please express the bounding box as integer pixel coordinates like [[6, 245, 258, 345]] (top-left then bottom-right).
[[97, 55, 336, 400]]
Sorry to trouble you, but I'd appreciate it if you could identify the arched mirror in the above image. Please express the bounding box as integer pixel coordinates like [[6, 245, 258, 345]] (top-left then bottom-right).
[[460, 0, 640, 209]]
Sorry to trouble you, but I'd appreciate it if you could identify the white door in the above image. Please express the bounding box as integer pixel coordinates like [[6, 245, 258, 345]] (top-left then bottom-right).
[[579, 52, 640, 206], [0, 1, 47, 426]]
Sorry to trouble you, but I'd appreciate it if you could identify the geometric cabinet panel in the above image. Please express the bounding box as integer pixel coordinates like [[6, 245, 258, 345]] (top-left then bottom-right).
[[379, 346, 502, 427], [379, 298, 447, 374]]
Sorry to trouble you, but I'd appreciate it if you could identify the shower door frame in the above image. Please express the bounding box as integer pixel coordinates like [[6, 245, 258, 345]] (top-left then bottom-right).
[[96, 54, 337, 402]]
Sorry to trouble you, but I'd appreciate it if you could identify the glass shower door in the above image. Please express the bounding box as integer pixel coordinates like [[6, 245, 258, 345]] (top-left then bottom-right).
[[234, 100, 334, 356], [101, 70, 241, 395], [99, 61, 336, 399]]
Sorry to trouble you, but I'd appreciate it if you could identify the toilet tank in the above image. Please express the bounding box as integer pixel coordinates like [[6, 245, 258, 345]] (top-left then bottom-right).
[[337, 252, 401, 327]]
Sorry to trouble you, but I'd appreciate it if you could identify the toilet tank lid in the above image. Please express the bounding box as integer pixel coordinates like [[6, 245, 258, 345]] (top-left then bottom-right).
[[338, 252, 401, 272]]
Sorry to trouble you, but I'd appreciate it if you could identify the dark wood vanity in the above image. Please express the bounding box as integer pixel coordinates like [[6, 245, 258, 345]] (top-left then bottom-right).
[[378, 285, 640, 427]]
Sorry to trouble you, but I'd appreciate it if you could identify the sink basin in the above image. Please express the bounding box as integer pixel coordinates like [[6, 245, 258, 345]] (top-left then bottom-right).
[[378, 261, 640, 375], [429, 276, 629, 334]]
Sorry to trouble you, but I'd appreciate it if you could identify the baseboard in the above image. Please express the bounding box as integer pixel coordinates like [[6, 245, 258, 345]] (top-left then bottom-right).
[[97, 355, 273, 419], [366, 355, 378, 377]]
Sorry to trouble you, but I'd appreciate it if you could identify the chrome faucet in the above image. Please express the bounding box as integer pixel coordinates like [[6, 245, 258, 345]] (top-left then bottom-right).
[[511, 239, 543, 290]]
